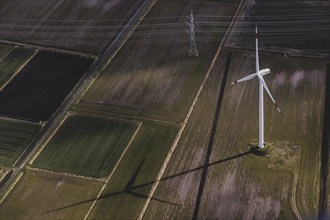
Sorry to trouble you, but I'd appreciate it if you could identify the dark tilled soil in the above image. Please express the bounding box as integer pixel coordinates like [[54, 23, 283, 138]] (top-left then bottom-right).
[[0, 0, 145, 54], [0, 51, 93, 121], [226, 0, 330, 56]]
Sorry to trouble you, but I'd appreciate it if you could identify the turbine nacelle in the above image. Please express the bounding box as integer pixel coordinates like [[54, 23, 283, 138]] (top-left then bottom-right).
[[231, 68, 281, 113], [258, 68, 270, 76], [231, 68, 270, 85]]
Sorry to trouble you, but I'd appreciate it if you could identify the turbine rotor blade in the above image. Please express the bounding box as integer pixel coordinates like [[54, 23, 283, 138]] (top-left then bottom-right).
[[259, 76, 281, 113], [256, 25, 259, 73], [231, 73, 257, 85]]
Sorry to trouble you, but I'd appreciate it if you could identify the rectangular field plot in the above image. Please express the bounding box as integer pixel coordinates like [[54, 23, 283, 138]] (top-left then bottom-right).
[[0, 51, 94, 121], [32, 115, 138, 178], [0, 117, 40, 168], [81, 1, 239, 122], [0, 47, 35, 89], [0, 169, 103, 220], [88, 121, 178, 219]]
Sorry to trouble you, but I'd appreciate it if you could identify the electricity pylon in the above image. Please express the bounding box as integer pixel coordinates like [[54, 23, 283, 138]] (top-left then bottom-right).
[[186, 10, 199, 57]]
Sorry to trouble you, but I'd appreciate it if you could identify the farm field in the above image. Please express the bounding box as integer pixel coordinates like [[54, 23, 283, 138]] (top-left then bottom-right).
[[225, 0, 330, 57], [0, 117, 41, 168], [144, 49, 327, 219], [32, 114, 139, 178], [144, 50, 229, 219], [0, 0, 66, 44], [210, 50, 326, 219], [0, 44, 13, 60], [0, 169, 103, 219], [0, 47, 35, 89], [0, 0, 145, 54], [0, 51, 94, 121], [0, 0, 329, 219], [87, 121, 178, 219], [80, 0, 239, 122]]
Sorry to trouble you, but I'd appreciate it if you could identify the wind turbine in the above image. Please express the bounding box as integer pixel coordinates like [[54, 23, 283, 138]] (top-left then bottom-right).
[[231, 26, 281, 149]]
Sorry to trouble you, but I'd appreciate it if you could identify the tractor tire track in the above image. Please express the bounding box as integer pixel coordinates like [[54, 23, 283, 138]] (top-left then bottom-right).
[[319, 65, 330, 220], [192, 52, 231, 220]]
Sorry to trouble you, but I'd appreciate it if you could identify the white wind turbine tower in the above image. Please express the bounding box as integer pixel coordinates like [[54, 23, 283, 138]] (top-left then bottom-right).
[[231, 26, 281, 149]]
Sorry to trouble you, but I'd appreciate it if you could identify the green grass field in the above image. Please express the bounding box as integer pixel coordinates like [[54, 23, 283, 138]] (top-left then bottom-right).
[[80, 0, 237, 122], [32, 115, 138, 178], [0, 169, 103, 219], [0, 47, 35, 89], [0, 44, 13, 60], [88, 121, 178, 219], [0, 117, 40, 168]]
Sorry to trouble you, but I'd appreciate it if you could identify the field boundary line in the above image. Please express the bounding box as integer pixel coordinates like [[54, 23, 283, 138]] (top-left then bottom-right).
[[71, 111, 143, 127], [0, 49, 38, 91], [0, 116, 41, 125], [74, 105, 180, 127], [25, 167, 106, 182], [0, 171, 23, 204], [292, 171, 303, 220], [28, 112, 73, 165], [83, 121, 143, 220], [0, 40, 97, 59], [137, 0, 244, 219]]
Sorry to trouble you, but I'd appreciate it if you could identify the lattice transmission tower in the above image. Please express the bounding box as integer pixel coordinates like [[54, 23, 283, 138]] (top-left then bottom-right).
[[186, 10, 199, 57]]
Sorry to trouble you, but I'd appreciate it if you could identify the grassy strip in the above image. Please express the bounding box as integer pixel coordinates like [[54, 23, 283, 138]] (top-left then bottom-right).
[[0, 169, 103, 219], [32, 115, 138, 178], [0, 117, 41, 168], [88, 121, 178, 219]]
